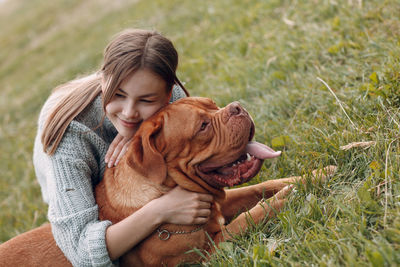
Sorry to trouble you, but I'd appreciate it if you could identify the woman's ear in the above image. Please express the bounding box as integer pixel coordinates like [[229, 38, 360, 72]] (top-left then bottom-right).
[[125, 116, 167, 184]]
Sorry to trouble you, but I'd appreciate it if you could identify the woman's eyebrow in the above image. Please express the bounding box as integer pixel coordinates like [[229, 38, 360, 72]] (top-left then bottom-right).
[[117, 88, 128, 94], [138, 93, 159, 98], [117, 88, 159, 97]]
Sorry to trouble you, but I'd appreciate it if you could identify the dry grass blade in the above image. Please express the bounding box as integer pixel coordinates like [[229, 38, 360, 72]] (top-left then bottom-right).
[[340, 141, 377, 150], [317, 77, 357, 130]]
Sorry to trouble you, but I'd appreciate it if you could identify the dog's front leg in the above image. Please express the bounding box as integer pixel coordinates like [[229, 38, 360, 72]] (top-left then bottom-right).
[[220, 177, 298, 222], [220, 165, 337, 222], [214, 165, 337, 244], [213, 184, 293, 244]]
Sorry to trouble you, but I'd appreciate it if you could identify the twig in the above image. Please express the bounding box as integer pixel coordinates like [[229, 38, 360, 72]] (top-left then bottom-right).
[[384, 138, 397, 226], [317, 77, 357, 130]]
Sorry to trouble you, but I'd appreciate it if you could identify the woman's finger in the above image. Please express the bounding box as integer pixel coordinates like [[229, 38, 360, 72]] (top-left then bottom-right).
[[109, 137, 130, 167], [108, 143, 124, 167], [105, 134, 124, 163], [197, 193, 213, 203], [106, 134, 132, 167], [115, 139, 131, 165], [192, 217, 209, 225], [197, 201, 211, 209], [196, 208, 211, 218]]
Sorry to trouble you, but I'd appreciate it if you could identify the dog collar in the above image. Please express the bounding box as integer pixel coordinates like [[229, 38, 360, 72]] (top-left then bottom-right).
[[156, 225, 203, 241]]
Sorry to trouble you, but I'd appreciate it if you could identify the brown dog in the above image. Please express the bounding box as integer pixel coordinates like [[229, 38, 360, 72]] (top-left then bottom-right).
[[0, 97, 336, 266]]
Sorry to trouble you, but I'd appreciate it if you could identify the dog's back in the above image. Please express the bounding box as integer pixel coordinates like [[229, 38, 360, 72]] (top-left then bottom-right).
[[0, 223, 71, 267]]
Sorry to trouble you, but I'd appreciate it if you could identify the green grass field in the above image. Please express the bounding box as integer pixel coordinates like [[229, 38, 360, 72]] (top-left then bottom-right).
[[1, 0, 399, 265]]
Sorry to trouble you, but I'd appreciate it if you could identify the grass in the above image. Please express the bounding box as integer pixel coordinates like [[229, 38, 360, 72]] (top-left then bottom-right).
[[1, 0, 399, 265]]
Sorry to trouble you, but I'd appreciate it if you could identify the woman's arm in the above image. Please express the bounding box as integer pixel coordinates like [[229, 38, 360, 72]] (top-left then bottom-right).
[[105, 186, 213, 260]]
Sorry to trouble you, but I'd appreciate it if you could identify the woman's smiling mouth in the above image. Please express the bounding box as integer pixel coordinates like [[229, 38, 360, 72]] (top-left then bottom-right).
[[118, 117, 142, 128]]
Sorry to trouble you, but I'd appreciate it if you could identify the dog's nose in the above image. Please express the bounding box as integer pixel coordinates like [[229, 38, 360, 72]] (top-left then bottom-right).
[[227, 101, 243, 116]]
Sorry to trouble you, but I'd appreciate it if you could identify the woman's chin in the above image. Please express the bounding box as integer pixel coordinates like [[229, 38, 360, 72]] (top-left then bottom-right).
[[121, 130, 137, 138], [116, 125, 138, 138]]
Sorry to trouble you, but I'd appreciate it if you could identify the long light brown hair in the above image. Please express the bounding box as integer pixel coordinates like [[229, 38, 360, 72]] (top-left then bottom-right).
[[42, 29, 188, 155]]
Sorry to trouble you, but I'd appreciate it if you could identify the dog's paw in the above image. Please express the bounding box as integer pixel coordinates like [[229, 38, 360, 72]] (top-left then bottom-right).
[[257, 184, 295, 205], [273, 184, 295, 200], [311, 165, 337, 183]]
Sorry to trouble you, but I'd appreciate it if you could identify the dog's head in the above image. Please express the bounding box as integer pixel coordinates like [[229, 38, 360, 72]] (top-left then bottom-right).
[[125, 97, 281, 196]]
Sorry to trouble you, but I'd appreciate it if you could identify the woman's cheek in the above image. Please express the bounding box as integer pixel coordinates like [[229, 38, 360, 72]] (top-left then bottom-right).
[[105, 101, 120, 116], [143, 104, 164, 120]]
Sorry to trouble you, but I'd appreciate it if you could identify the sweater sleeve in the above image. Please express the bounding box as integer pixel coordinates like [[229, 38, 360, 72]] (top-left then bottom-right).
[[46, 121, 114, 267]]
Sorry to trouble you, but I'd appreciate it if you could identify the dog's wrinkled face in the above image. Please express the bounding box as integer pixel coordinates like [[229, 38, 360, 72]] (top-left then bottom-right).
[[127, 97, 280, 194]]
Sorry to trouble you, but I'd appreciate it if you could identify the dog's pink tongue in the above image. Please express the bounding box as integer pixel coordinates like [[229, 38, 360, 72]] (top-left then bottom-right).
[[246, 141, 281, 159]]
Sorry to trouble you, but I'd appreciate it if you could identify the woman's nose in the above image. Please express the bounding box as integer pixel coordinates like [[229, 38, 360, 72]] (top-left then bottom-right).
[[122, 101, 139, 118]]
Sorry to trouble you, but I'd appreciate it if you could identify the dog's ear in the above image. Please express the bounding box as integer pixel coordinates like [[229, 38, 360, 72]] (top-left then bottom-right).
[[126, 117, 167, 184]]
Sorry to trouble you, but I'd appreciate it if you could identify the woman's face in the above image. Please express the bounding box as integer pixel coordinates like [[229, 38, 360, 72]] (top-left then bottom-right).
[[105, 69, 171, 138]]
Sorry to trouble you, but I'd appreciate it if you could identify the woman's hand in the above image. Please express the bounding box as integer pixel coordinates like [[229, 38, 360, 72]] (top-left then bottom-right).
[[105, 186, 212, 260], [105, 134, 132, 168], [150, 186, 213, 225]]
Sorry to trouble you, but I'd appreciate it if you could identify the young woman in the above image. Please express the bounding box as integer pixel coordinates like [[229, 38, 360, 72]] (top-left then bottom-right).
[[33, 29, 213, 266]]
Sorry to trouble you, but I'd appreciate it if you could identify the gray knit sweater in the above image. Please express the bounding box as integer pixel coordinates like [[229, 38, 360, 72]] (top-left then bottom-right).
[[33, 85, 186, 266]]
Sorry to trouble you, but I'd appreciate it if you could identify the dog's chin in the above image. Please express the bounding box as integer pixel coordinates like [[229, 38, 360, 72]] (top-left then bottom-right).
[[196, 154, 264, 188]]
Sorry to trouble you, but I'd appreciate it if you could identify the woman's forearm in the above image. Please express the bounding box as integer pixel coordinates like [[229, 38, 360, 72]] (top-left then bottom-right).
[[105, 199, 163, 261]]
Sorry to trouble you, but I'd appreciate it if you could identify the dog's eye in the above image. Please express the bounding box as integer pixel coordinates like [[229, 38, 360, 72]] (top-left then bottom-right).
[[200, 121, 209, 131]]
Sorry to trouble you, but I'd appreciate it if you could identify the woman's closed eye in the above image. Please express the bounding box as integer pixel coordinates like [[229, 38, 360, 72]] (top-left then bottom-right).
[[140, 99, 156, 103], [114, 90, 127, 98]]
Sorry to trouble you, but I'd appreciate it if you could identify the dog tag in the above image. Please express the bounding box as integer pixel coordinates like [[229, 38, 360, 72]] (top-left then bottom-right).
[[158, 229, 171, 241]]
